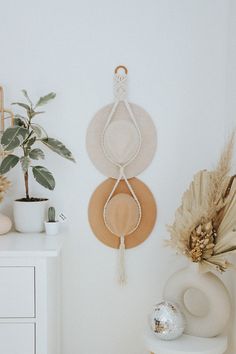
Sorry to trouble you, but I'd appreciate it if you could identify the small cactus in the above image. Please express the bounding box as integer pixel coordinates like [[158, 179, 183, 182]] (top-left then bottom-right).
[[48, 206, 56, 222]]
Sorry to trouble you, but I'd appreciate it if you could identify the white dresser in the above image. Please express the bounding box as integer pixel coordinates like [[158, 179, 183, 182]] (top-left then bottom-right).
[[0, 232, 64, 354]]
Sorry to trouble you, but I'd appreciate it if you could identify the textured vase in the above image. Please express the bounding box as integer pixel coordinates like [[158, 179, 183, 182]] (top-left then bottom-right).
[[163, 265, 231, 337], [0, 213, 12, 235]]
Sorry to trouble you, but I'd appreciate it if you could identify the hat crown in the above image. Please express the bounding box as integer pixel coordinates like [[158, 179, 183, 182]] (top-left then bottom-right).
[[103, 120, 140, 165]]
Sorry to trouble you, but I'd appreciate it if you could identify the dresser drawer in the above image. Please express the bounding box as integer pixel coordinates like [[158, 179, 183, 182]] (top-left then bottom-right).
[[0, 323, 35, 354], [0, 267, 35, 318]]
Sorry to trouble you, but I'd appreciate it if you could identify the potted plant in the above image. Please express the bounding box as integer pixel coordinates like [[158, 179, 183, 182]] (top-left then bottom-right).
[[0, 90, 75, 233], [44, 206, 59, 235]]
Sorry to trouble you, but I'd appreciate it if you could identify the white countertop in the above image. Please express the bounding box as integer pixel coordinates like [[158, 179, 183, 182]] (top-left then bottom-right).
[[0, 232, 65, 257]]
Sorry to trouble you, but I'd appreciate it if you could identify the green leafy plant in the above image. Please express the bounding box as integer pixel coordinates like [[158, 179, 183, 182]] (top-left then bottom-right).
[[47, 206, 56, 222], [0, 90, 75, 200]]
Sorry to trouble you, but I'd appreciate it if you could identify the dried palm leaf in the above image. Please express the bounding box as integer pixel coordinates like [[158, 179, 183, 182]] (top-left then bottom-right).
[[167, 132, 236, 272], [207, 132, 235, 217]]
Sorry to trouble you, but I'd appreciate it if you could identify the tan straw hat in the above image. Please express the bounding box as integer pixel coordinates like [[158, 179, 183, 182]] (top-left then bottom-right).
[[104, 193, 140, 237], [88, 177, 157, 249]]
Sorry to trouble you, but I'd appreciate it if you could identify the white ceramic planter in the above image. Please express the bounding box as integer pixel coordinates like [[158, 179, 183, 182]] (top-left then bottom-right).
[[44, 221, 59, 236], [13, 200, 48, 233]]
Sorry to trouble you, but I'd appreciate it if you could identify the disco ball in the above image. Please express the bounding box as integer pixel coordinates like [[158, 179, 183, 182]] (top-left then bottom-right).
[[150, 301, 185, 340]]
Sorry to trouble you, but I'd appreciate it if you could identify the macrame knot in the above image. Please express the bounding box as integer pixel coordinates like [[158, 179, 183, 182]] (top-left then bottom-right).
[[119, 235, 126, 285], [113, 74, 127, 101]]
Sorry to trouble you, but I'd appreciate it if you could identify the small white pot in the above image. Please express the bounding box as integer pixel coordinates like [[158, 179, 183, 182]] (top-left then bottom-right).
[[44, 221, 59, 236], [13, 199, 48, 233]]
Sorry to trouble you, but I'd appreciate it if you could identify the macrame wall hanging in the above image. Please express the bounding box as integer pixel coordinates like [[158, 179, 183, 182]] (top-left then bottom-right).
[[87, 66, 157, 285]]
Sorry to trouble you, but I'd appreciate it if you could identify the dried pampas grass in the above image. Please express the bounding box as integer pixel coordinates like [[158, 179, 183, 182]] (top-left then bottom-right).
[[167, 132, 236, 272]]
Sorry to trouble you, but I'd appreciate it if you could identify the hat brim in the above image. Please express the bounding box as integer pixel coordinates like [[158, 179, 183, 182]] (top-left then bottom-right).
[[86, 102, 157, 179], [88, 178, 157, 249]]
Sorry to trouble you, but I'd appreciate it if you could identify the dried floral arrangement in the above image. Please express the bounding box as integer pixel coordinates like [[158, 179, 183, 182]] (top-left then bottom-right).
[[167, 133, 236, 272], [0, 175, 10, 203]]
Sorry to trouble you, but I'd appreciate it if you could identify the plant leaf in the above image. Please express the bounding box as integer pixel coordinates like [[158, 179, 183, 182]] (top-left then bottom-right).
[[31, 124, 42, 138], [12, 102, 31, 111], [41, 138, 75, 162], [22, 90, 33, 106], [29, 148, 45, 160], [1, 127, 29, 151], [32, 166, 55, 190], [13, 117, 26, 127], [35, 92, 56, 108], [31, 111, 45, 118], [0, 155, 19, 174], [26, 137, 36, 147], [31, 124, 47, 138], [14, 114, 27, 121], [20, 156, 31, 173]]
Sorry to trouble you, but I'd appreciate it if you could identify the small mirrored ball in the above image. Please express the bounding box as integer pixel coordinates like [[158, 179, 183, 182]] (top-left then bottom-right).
[[150, 301, 185, 340]]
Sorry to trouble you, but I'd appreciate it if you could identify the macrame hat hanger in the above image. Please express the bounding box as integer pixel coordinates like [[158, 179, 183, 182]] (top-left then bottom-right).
[[87, 66, 157, 285], [86, 67, 157, 179], [104, 193, 140, 285], [101, 66, 144, 284]]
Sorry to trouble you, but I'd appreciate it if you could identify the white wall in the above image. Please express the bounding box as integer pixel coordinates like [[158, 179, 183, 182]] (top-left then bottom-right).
[[226, 1, 236, 352], [0, 1, 235, 353]]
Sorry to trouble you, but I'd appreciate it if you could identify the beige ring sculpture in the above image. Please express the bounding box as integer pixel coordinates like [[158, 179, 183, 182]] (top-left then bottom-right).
[[163, 267, 231, 338]]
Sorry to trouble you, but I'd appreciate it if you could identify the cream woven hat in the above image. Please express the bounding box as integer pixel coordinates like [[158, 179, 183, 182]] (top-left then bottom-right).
[[86, 68, 157, 179]]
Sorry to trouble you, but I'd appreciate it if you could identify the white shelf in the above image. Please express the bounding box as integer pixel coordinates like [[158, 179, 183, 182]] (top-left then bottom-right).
[[145, 328, 227, 354], [0, 232, 65, 257]]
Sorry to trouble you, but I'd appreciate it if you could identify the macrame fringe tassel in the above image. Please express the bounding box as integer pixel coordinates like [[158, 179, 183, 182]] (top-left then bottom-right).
[[118, 235, 126, 286]]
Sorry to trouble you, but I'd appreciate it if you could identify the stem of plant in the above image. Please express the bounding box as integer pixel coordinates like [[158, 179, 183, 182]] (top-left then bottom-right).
[[24, 170, 29, 199]]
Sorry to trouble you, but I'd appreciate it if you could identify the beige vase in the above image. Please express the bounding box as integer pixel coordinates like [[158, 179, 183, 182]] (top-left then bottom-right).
[[0, 213, 12, 235], [163, 265, 231, 337]]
